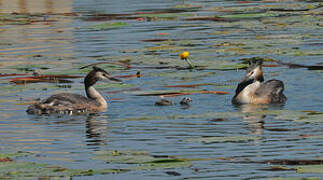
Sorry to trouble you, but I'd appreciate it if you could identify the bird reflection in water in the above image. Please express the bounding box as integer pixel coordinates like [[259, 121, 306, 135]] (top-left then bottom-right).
[[85, 115, 109, 149], [236, 104, 268, 135]]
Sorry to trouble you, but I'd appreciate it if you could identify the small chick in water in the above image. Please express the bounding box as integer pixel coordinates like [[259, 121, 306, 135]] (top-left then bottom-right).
[[155, 99, 173, 106], [180, 97, 192, 106]]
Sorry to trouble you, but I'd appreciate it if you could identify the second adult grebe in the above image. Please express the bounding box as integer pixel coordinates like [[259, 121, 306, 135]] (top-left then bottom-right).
[[232, 59, 287, 105], [26, 66, 121, 115]]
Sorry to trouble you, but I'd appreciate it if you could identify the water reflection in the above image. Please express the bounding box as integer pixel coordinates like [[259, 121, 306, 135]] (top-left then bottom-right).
[[0, 0, 73, 13], [236, 104, 286, 135], [237, 104, 268, 135], [85, 115, 108, 149], [27, 113, 109, 149], [0, 0, 75, 62]]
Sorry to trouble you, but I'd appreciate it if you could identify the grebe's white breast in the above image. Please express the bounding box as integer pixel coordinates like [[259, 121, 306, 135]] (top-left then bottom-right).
[[238, 81, 261, 104]]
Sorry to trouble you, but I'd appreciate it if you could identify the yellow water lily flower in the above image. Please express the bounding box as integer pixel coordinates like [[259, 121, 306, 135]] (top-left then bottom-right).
[[179, 51, 194, 69], [179, 51, 189, 60]]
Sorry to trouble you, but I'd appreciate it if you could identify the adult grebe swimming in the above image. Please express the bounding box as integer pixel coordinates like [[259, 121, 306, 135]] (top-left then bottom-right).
[[232, 59, 287, 105], [27, 66, 121, 115]]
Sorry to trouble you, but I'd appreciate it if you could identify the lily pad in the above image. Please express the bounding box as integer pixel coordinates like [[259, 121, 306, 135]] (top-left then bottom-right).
[[135, 13, 193, 18], [0, 161, 127, 178], [92, 150, 156, 164], [269, 178, 320, 180], [93, 150, 193, 170], [0, 151, 31, 159], [134, 159, 192, 170], [220, 13, 278, 19], [85, 22, 129, 31], [297, 165, 323, 174], [186, 136, 260, 144], [274, 111, 323, 123]]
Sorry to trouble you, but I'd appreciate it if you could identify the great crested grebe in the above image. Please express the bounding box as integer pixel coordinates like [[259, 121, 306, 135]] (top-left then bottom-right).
[[26, 66, 121, 115], [232, 59, 287, 105]]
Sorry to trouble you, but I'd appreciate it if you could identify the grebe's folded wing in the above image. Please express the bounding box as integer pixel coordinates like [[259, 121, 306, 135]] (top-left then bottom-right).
[[43, 93, 89, 105], [255, 79, 286, 103]]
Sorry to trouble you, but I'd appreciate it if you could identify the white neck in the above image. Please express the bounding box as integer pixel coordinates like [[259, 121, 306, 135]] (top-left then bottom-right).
[[86, 86, 107, 109]]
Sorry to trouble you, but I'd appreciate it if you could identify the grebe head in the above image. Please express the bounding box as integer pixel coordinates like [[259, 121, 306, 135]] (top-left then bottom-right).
[[243, 59, 264, 83], [84, 66, 121, 87], [234, 59, 264, 96]]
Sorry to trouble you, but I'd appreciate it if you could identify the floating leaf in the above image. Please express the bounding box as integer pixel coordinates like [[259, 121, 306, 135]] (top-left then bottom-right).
[[135, 13, 193, 18], [93, 150, 195, 170], [0, 161, 128, 178], [134, 160, 192, 170], [92, 150, 156, 164], [265, 159, 323, 166], [0, 152, 31, 159], [8, 75, 81, 84], [185, 16, 231, 22], [115, 72, 142, 79], [274, 111, 323, 123], [85, 22, 129, 31], [297, 165, 323, 174], [219, 13, 278, 19], [269, 177, 320, 180], [0, 73, 27, 77], [186, 136, 260, 144], [164, 83, 216, 88], [260, 166, 294, 171], [171, 4, 202, 9]]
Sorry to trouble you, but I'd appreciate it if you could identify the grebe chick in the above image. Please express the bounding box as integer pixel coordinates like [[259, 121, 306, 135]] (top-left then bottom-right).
[[180, 97, 192, 106], [232, 59, 287, 105], [155, 99, 173, 106], [27, 66, 121, 115]]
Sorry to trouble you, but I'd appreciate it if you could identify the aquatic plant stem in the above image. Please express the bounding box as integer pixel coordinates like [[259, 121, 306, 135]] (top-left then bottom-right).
[[185, 58, 195, 69]]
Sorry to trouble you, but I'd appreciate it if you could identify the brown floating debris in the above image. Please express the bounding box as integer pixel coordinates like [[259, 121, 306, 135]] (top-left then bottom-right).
[[165, 171, 181, 176], [265, 159, 323, 165], [262, 64, 282, 67], [259, 166, 295, 171], [0, 157, 13, 162], [136, 90, 229, 97], [269, 8, 311, 12], [8, 75, 81, 84], [185, 16, 233, 22], [196, 91, 229, 95], [0, 73, 28, 77], [237, 159, 323, 165], [141, 39, 175, 42], [115, 71, 142, 78]]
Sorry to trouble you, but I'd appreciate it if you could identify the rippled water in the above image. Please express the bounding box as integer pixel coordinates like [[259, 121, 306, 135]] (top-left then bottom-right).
[[0, 0, 323, 179]]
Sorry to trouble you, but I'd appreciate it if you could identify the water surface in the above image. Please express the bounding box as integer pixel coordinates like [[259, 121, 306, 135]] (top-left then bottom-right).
[[0, 0, 323, 179]]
